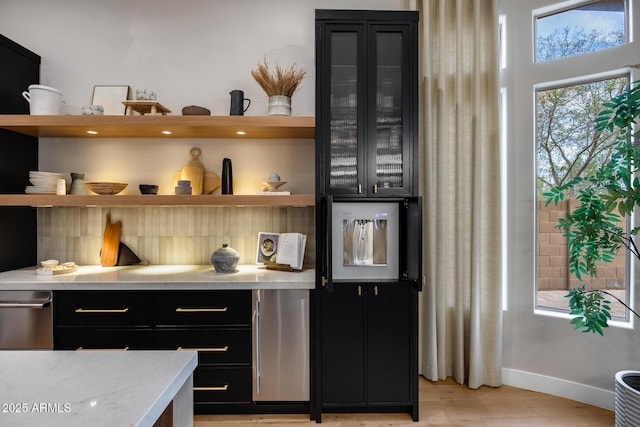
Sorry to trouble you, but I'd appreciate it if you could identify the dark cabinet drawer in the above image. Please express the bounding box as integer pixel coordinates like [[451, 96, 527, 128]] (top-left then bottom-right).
[[53, 289, 254, 410], [154, 291, 250, 326], [155, 328, 250, 365], [55, 327, 153, 350], [193, 366, 252, 403], [55, 291, 152, 327]]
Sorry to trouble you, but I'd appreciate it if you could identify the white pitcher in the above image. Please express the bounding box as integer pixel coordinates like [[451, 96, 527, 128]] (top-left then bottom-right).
[[22, 84, 64, 115]]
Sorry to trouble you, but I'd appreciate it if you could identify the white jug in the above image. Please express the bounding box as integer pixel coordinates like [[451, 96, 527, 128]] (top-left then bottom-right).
[[22, 84, 64, 115]]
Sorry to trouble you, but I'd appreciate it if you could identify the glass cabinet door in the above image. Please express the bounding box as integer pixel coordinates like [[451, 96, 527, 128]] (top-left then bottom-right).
[[317, 18, 416, 197], [368, 25, 413, 196], [325, 25, 365, 195]]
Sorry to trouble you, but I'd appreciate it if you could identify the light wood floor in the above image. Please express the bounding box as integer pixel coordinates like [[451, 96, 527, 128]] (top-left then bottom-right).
[[194, 376, 615, 426]]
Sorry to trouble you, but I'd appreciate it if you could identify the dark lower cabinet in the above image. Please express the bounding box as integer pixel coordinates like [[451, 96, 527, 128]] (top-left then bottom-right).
[[367, 284, 412, 404], [53, 290, 252, 414], [322, 284, 365, 404], [152, 290, 252, 414], [320, 283, 417, 420]]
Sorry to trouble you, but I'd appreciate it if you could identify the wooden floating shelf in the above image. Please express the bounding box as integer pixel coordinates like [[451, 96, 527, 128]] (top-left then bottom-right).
[[0, 115, 315, 139], [0, 194, 315, 207]]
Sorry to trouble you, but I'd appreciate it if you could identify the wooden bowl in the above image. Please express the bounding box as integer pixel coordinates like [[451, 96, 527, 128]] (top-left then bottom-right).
[[85, 182, 128, 195]]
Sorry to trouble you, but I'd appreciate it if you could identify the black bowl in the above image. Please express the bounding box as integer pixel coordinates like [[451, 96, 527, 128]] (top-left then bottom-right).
[[139, 184, 159, 195]]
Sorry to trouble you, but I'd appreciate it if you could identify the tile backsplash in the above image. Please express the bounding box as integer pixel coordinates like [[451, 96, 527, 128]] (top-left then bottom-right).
[[37, 206, 315, 266]]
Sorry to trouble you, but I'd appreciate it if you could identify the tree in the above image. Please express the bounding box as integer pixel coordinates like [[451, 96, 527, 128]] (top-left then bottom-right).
[[536, 26, 624, 62], [536, 27, 626, 199]]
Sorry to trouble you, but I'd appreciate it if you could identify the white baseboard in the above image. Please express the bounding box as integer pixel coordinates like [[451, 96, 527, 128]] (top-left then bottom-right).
[[502, 368, 615, 411]]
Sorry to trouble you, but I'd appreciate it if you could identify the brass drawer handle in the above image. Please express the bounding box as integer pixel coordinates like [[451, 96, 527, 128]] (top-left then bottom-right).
[[175, 307, 228, 313], [76, 347, 129, 351], [75, 308, 129, 313], [177, 346, 229, 352], [194, 385, 228, 391]]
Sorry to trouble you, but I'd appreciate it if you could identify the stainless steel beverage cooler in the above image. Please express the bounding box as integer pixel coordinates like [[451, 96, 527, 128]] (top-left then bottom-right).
[[252, 289, 309, 401]]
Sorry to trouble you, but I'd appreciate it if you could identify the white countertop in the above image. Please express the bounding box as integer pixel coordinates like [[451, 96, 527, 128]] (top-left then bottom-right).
[[0, 350, 197, 427], [0, 264, 315, 290]]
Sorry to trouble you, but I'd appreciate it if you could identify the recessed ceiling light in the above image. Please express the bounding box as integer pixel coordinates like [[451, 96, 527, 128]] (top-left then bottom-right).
[[86, 130, 98, 135], [161, 130, 173, 135], [236, 130, 246, 135]]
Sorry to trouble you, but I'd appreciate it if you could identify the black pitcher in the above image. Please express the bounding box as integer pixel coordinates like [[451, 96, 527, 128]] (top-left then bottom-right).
[[222, 158, 233, 194], [229, 90, 251, 116]]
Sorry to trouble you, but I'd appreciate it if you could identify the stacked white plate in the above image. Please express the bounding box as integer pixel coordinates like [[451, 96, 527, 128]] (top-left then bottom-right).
[[25, 171, 65, 194]]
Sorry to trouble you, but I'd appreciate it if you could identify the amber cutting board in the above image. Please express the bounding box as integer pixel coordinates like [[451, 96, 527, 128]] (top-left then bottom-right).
[[100, 212, 121, 267], [180, 147, 204, 195], [173, 171, 221, 194]]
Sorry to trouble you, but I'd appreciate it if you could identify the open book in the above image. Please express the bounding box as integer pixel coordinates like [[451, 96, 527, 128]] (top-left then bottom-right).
[[256, 232, 307, 270]]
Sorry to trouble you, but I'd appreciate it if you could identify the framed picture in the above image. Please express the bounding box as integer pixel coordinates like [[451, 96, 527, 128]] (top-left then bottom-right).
[[91, 85, 130, 115]]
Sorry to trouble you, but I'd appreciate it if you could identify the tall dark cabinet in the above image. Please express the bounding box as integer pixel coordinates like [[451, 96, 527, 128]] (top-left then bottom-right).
[[0, 34, 39, 272], [314, 10, 421, 423]]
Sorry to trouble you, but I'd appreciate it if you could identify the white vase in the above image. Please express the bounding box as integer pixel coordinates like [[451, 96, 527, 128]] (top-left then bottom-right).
[[267, 95, 291, 116], [615, 370, 640, 426]]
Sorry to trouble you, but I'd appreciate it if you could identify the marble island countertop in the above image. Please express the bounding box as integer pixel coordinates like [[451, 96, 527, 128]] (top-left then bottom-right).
[[0, 264, 315, 291], [0, 350, 197, 427]]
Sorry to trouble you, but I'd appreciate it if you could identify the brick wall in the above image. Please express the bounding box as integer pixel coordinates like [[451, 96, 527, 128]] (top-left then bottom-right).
[[537, 199, 627, 291]]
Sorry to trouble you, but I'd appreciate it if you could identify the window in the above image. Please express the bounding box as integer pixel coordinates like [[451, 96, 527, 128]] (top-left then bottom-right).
[[535, 0, 627, 62], [536, 73, 629, 314], [531, 0, 634, 321]]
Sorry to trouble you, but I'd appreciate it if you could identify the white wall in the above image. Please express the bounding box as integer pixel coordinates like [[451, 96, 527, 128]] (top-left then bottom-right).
[[500, 0, 640, 409], [0, 0, 412, 195]]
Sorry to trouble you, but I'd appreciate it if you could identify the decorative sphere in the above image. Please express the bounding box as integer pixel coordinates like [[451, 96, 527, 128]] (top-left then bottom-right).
[[211, 243, 240, 273]]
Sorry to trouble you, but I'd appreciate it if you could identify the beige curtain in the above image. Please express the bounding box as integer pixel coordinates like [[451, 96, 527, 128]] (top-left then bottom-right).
[[418, 0, 502, 389]]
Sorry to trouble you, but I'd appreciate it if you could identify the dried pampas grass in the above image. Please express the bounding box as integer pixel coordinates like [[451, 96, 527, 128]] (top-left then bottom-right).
[[251, 57, 306, 97]]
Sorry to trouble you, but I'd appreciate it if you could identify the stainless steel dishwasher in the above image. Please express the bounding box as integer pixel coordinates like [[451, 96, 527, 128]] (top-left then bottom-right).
[[0, 291, 52, 349], [252, 289, 309, 401]]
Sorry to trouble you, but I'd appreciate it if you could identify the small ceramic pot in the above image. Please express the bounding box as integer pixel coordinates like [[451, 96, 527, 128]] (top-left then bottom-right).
[[175, 180, 192, 195], [139, 184, 159, 195], [211, 243, 240, 273]]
